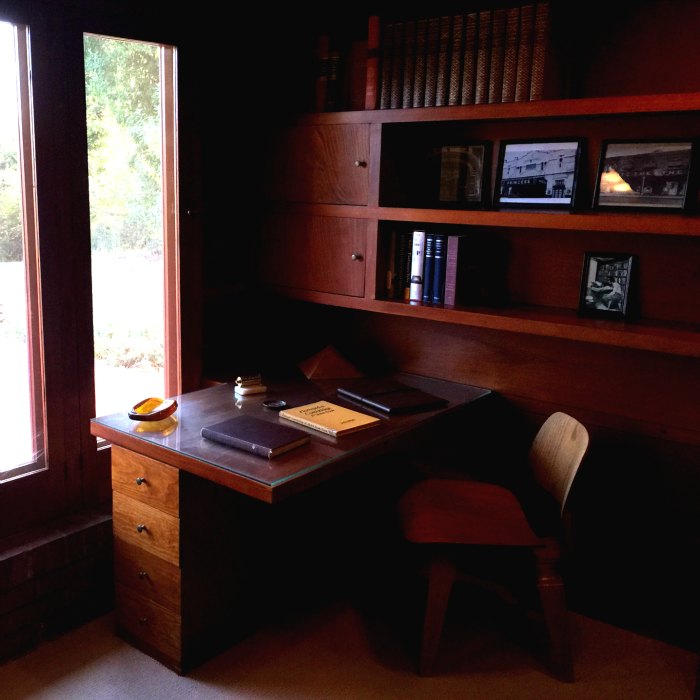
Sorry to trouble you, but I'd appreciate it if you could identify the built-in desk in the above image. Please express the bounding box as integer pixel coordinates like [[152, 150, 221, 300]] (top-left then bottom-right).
[[91, 373, 490, 673]]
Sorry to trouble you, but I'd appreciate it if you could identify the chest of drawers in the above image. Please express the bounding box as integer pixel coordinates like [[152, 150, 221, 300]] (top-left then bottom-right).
[[110, 445, 269, 673]]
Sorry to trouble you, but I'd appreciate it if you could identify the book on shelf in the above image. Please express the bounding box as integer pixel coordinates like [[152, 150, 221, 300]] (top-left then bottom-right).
[[434, 15, 452, 107], [487, 7, 507, 104], [501, 5, 521, 103], [431, 233, 447, 303], [365, 15, 380, 109], [379, 21, 394, 109], [444, 234, 509, 306], [421, 232, 436, 303], [315, 34, 331, 113], [390, 20, 405, 109], [345, 38, 369, 111], [474, 9, 492, 105], [412, 18, 428, 108], [423, 16, 440, 107], [337, 378, 448, 415], [460, 11, 478, 104], [385, 229, 397, 298], [394, 230, 411, 300], [447, 13, 464, 106], [324, 48, 342, 111], [529, 0, 550, 101], [514, 3, 535, 102], [279, 400, 380, 437], [401, 18, 416, 108], [200, 414, 310, 459], [409, 230, 426, 302]]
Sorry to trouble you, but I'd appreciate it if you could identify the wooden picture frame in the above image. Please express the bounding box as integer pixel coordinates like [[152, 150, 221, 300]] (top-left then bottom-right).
[[579, 252, 636, 320], [436, 142, 490, 209], [494, 138, 584, 210], [593, 138, 696, 212]]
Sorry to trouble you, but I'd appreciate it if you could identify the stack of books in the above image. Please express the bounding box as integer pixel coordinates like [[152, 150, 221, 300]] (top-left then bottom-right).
[[384, 229, 508, 307], [377, 2, 554, 109]]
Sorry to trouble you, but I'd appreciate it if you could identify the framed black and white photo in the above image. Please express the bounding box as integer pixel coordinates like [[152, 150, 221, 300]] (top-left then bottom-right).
[[593, 139, 696, 212], [436, 142, 490, 208], [494, 138, 584, 210], [578, 252, 636, 320]]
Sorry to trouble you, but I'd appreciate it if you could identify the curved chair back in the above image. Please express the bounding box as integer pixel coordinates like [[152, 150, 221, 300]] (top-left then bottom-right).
[[528, 412, 590, 514]]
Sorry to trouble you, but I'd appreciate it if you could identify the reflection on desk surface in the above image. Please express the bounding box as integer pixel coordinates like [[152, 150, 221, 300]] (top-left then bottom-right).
[[91, 373, 491, 503]]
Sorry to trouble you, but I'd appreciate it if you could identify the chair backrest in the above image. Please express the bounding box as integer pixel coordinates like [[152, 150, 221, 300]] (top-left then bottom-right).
[[528, 412, 590, 515]]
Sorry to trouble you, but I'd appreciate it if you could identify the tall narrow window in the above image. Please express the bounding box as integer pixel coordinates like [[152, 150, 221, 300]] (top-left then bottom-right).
[[0, 22, 45, 482], [83, 34, 180, 420]]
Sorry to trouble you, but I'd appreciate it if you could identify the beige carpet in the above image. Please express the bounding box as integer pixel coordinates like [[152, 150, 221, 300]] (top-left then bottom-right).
[[0, 598, 697, 700]]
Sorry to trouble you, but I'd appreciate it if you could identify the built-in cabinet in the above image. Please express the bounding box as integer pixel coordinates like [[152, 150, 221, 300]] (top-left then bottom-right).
[[256, 9, 700, 651], [110, 446, 263, 674], [262, 93, 700, 360]]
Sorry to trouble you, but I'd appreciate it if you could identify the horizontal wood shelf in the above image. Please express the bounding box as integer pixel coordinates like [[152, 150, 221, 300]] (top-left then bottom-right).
[[298, 91, 700, 125], [271, 286, 700, 358], [267, 202, 700, 237]]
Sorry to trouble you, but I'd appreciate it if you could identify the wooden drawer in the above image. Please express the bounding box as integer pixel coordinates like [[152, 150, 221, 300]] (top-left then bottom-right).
[[114, 538, 181, 613], [113, 491, 180, 564], [111, 445, 179, 516], [116, 583, 181, 663]]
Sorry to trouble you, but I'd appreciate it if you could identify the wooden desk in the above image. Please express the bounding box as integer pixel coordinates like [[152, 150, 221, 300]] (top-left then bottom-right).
[[91, 374, 490, 673]]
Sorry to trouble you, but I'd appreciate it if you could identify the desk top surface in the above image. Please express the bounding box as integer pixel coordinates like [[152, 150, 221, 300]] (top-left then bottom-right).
[[91, 373, 491, 503]]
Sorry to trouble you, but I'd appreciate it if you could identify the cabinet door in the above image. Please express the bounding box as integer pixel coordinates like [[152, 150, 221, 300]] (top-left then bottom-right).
[[261, 213, 367, 296], [265, 124, 369, 205]]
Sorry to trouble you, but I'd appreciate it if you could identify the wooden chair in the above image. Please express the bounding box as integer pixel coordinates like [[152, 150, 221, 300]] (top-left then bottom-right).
[[397, 411, 590, 680]]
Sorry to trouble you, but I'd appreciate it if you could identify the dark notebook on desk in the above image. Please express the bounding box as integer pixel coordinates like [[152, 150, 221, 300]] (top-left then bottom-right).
[[337, 378, 448, 414], [201, 414, 310, 459]]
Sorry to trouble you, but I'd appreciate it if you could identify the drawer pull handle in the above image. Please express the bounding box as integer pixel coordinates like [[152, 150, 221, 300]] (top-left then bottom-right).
[[351, 253, 363, 261], [135, 477, 147, 485], [136, 523, 147, 533], [353, 160, 366, 168], [138, 617, 148, 625], [138, 570, 148, 579]]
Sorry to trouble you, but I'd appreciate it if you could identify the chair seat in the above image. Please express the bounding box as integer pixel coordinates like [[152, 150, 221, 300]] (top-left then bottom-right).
[[398, 478, 547, 547]]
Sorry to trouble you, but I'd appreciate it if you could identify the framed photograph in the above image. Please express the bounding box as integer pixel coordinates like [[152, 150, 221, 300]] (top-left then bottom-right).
[[436, 142, 490, 208], [494, 138, 584, 210], [578, 252, 636, 320], [593, 138, 696, 212]]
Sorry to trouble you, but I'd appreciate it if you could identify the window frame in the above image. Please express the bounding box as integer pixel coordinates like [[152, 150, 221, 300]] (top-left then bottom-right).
[[0, 4, 201, 539]]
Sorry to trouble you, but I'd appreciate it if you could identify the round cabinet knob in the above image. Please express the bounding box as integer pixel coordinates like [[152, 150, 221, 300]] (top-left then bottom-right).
[[135, 477, 146, 485], [351, 253, 363, 261], [138, 570, 148, 579], [136, 523, 147, 533], [353, 160, 367, 168], [138, 617, 148, 625]]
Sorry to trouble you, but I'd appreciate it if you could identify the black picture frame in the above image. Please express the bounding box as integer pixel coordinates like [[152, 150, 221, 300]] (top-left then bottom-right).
[[493, 138, 584, 210], [578, 252, 636, 320], [435, 142, 491, 209], [593, 138, 696, 212]]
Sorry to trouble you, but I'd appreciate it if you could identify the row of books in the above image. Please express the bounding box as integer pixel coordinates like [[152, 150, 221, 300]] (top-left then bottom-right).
[[378, 2, 552, 110], [385, 229, 509, 307]]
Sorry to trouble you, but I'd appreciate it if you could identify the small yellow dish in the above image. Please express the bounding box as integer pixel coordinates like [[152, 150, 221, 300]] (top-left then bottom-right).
[[128, 397, 178, 422]]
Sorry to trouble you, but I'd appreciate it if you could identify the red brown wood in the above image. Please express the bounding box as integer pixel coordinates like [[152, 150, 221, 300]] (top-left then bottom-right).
[[91, 376, 491, 504]]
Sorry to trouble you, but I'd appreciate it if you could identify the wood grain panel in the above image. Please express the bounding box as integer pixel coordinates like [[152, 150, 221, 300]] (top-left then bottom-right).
[[264, 124, 369, 205], [261, 213, 367, 297], [114, 538, 181, 613], [115, 583, 181, 663], [111, 446, 179, 516], [112, 491, 180, 564], [339, 310, 700, 443]]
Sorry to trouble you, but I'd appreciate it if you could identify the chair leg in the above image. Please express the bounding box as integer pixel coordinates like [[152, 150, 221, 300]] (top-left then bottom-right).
[[419, 555, 456, 676], [535, 548, 574, 682]]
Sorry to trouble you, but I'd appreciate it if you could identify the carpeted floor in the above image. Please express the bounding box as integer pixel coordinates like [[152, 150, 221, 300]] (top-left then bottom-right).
[[1, 590, 697, 700]]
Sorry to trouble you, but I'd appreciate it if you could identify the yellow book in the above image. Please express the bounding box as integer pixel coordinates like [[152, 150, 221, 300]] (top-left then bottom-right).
[[279, 400, 381, 437]]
